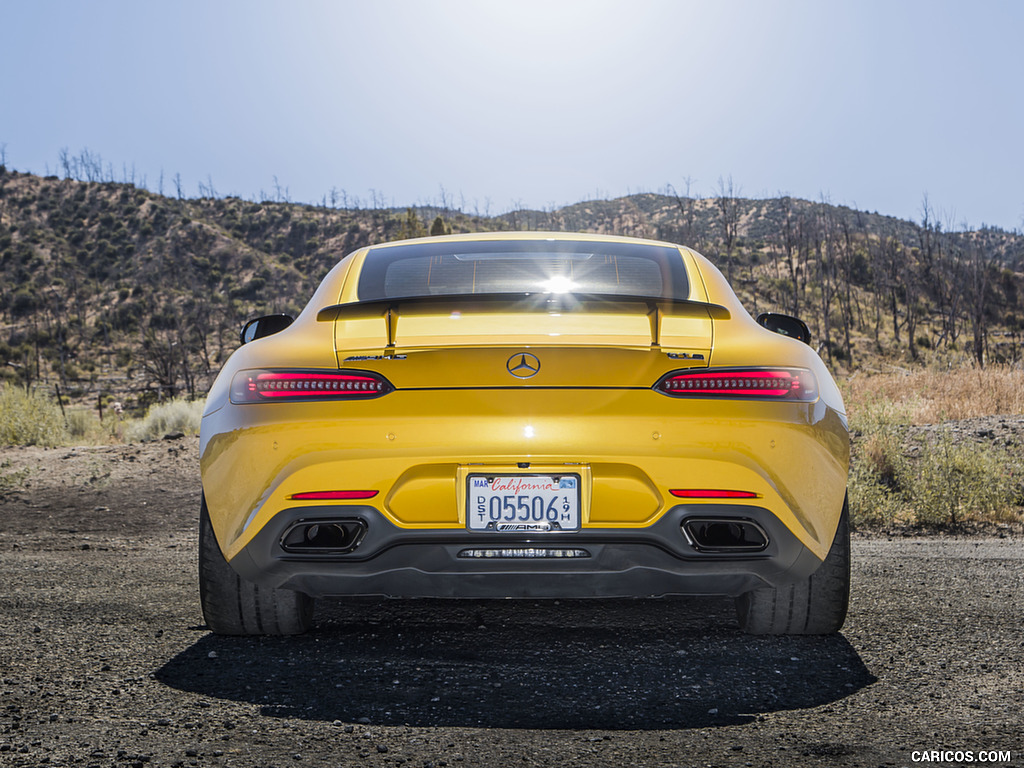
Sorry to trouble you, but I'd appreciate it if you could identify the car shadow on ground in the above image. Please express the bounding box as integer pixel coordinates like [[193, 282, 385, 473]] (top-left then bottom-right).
[[155, 597, 875, 730]]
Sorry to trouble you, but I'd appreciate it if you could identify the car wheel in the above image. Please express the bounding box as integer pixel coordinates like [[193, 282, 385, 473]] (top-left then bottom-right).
[[735, 494, 850, 635], [198, 495, 313, 636]]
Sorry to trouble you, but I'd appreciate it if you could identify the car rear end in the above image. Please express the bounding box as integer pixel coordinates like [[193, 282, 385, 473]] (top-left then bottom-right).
[[200, 234, 848, 605]]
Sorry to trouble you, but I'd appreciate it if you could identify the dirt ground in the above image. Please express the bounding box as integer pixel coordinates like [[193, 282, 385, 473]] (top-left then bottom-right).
[[1, 438, 1022, 767]]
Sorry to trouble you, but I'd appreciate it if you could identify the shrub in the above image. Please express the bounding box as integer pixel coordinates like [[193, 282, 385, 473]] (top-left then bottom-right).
[[66, 409, 92, 438], [848, 427, 908, 527], [64, 407, 126, 444], [848, 420, 1024, 528], [125, 398, 204, 442], [0, 385, 67, 447], [904, 432, 1022, 526], [845, 372, 1024, 527]]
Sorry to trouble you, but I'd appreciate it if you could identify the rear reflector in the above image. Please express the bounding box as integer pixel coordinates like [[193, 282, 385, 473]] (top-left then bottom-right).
[[290, 490, 379, 501], [656, 368, 816, 401], [230, 369, 392, 403], [671, 489, 759, 499]]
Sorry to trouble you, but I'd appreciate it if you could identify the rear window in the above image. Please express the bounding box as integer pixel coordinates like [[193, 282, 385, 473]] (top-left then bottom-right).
[[356, 239, 690, 302]]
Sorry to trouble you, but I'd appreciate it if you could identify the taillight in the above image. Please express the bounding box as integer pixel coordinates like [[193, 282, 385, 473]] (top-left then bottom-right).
[[230, 369, 392, 403], [655, 368, 817, 401]]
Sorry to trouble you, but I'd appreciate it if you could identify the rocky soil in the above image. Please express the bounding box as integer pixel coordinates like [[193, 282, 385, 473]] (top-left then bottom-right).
[[0, 437, 1022, 767]]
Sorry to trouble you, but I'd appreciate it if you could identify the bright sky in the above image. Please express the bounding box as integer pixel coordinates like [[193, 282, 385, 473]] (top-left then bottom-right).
[[2, 0, 1022, 231]]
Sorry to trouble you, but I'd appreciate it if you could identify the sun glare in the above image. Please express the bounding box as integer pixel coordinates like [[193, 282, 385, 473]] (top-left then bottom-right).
[[540, 276, 577, 294]]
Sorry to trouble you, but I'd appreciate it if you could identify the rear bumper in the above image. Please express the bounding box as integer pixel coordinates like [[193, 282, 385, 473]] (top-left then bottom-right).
[[202, 389, 850, 565], [227, 503, 825, 599]]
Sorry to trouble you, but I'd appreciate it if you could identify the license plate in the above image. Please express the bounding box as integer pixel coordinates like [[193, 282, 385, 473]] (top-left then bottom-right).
[[466, 474, 581, 532]]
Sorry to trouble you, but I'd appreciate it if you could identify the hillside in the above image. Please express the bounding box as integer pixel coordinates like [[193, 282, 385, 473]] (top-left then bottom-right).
[[2, 166, 1024, 412]]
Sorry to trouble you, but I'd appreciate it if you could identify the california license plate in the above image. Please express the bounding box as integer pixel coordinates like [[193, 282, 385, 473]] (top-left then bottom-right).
[[466, 474, 581, 532]]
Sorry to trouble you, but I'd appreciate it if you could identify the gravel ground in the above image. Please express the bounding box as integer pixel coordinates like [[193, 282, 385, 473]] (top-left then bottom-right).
[[1, 438, 1022, 767]]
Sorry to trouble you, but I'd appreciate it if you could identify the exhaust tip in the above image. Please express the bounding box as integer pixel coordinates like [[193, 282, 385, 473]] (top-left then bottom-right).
[[280, 518, 367, 554], [682, 517, 769, 553]]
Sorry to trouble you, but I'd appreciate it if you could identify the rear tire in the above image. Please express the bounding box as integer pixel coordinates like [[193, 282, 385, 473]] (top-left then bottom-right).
[[735, 495, 850, 635], [199, 495, 313, 636]]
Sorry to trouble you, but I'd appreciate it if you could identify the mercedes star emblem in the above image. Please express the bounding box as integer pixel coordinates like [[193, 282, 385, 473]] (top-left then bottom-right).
[[507, 353, 541, 378]]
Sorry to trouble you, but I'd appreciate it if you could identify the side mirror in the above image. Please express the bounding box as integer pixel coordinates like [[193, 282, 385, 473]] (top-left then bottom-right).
[[756, 312, 811, 345], [240, 314, 294, 344]]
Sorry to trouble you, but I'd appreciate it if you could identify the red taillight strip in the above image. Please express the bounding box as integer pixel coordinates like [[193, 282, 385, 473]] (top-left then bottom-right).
[[657, 368, 816, 401], [230, 369, 392, 403], [289, 490, 379, 501], [254, 372, 383, 397], [670, 489, 760, 499]]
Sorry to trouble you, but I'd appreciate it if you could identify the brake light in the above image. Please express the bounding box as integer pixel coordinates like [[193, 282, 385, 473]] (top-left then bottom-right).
[[656, 368, 816, 401], [670, 489, 759, 499], [230, 369, 392, 403], [289, 490, 379, 500]]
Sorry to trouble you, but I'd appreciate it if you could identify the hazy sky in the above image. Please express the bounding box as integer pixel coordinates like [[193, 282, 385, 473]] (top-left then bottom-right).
[[2, 0, 1022, 231]]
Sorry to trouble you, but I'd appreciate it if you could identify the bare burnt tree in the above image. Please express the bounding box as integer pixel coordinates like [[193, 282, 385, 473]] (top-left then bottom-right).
[[836, 212, 862, 361], [965, 234, 997, 367], [876, 231, 903, 347], [900, 255, 922, 360], [58, 147, 72, 179], [813, 199, 839, 363], [140, 327, 181, 399], [916, 194, 948, 351], [716, 176, 741, 282], [777, 197, 803, 317], [858, 216, 884, 346], [667, 178, 702, 248]]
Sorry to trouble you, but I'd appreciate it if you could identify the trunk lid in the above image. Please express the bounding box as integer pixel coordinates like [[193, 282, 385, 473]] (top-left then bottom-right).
[[323, 295, 721, 388]]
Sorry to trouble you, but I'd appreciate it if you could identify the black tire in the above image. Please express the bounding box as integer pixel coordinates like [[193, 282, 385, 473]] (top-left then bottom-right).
[[735, 495, 850, 635], [198, 495, 313, 636]]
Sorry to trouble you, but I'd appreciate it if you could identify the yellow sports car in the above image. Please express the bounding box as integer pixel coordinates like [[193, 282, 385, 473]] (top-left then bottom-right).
[[199, 232, 849, 636]]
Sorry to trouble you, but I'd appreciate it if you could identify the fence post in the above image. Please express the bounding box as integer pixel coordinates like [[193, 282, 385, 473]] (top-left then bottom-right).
[[54, 384, 67, 424]]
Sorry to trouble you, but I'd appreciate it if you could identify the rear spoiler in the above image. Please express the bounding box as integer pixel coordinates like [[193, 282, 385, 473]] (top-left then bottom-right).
[[316, 292, 729, 351]]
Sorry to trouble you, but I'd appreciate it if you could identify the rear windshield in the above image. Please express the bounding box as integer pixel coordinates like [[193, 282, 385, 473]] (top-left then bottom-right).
[[356, 239, 690, 302]]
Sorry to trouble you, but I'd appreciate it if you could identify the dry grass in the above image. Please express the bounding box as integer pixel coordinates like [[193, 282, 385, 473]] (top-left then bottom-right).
[[841, 365, 1024, 424], [124, 398, 204, 442], [65, 407, 125, 444], [844, 364, 1024, 528]]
